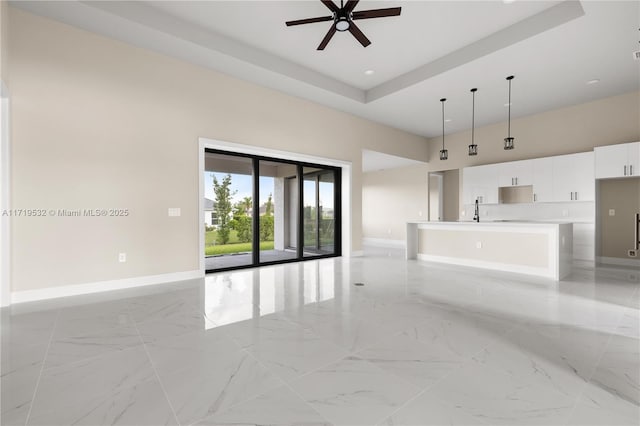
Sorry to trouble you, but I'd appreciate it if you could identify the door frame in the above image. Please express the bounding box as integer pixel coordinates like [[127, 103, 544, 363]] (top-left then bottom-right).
[[198, 137, 352, 275], [429, 172, 444, 221]]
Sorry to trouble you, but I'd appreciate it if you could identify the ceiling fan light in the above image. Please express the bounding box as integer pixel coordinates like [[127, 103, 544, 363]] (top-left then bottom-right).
[[335, 17, 350, 31]]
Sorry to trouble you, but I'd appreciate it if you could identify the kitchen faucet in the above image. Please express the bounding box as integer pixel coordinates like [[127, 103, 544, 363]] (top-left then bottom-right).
[[473, 199, 480, 222]]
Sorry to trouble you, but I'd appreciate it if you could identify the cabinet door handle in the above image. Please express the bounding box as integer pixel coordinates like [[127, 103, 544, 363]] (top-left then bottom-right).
[[631, 165, 634, 175], [575, 192, 578, 201], [511, 178, 514, 185], [570, 192, 573, 201], [624, 165, 627, 176], [515, 177, 518, 185]]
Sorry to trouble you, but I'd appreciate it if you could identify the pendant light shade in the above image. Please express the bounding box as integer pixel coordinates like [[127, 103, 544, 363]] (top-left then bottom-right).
[[439, 98, 448, 160], [468, 88, 478, 156], [504, 75, 515, 150]]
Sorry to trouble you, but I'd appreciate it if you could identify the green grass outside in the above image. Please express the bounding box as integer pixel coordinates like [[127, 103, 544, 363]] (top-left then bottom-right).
[[205, 241, 274, 256], [205, 230, 274, 256]]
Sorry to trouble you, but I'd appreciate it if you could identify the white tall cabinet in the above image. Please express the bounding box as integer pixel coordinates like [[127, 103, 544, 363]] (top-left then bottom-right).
[[594, 142, 640, 179]]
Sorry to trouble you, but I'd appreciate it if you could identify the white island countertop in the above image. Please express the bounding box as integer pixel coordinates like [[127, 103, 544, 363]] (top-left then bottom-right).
[[407, 221, 573, 280]]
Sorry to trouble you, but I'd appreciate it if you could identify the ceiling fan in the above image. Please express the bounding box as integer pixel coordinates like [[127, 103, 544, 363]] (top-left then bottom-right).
[[286, 0, 402, 50]]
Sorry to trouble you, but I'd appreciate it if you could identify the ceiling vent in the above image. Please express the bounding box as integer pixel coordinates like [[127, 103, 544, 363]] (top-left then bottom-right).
[[634, 50, 640, 61]]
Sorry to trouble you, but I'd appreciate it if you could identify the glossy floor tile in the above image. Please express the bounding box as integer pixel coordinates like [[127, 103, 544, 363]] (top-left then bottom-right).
[[0, 247, 638, 425]]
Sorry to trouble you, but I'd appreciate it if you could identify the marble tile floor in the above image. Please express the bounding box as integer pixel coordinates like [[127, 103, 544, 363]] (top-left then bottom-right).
[[1, 247, 638, 425]]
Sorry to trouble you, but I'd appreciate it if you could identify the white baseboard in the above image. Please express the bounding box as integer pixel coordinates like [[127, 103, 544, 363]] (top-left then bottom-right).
[[597, 256, 640, 267], [11, 270, 204, 304], [362, 238, 405, 248]]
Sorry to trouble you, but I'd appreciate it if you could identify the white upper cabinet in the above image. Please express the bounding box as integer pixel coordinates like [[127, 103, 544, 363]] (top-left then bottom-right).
[[462, 164, 499, 204], [498, 160, 533, 187], [462, 151, 595, 205], [552, 152, 594, 202], [595, 142, 640, 179], [628, 142, 639, 176], [532, 157, 554, 202]]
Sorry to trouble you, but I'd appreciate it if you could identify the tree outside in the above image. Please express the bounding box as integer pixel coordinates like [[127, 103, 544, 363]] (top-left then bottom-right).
[[206, 176, 275, 256], [212, 174, 235, 245]]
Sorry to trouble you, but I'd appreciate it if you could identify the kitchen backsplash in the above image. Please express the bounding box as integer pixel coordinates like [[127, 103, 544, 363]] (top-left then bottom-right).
[[460, 201, 595, 223]]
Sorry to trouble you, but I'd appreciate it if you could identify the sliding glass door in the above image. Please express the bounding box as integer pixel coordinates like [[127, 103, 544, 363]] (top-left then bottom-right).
[[303, 169, 336, 256], [204, 149, 340, 273]]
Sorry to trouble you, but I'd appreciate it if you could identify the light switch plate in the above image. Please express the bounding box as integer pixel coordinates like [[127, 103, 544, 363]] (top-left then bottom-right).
[[118, 253, 126, 263], [609, 209, 615, 216], [168, 208, 181, 217], [476, 241, 482, 249]]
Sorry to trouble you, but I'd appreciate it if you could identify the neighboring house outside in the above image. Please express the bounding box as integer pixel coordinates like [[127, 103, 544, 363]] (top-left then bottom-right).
[[204, 198, 217, 228]]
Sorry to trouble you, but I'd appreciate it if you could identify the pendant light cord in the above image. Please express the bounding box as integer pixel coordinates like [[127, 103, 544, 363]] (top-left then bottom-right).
[[507, 76, 513, 138], [471, 90, 475, 144], [441, 98, 445, 150], [508, 79, 511, 138]]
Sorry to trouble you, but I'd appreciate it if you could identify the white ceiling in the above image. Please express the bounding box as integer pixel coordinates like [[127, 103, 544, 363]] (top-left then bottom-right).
[[13, 1, 640, 139]]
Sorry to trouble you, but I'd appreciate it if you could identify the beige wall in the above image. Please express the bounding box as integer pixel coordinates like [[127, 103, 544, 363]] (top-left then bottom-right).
[[427, 91, 640, 172], [442, 169, 459, 222], [598, 178, 640, 259], [7, 8, 427, 292], [0, 0, 7, 85], [362, 164, 428, 241]]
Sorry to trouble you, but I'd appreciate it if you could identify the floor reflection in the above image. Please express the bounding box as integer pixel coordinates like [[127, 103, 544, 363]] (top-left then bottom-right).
[[204, 261, 337, 329]]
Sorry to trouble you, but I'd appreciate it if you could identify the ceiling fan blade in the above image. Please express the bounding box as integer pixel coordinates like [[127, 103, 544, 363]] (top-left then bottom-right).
[[344, 0, 360, 14], [320, 0, 339, 13], [286, 16, 334, 26], [348, 22, 371, 47], [317, 25, 337, 50], [352, 7, 402, 20]]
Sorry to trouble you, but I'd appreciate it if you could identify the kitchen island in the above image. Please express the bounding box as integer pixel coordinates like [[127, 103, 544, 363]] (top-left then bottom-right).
[[406, 221, 573, 280]]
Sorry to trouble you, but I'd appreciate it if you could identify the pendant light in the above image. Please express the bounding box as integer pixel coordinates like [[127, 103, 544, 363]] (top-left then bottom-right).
[[468, 88, 478, 156], [504, 75, 515, 150], [439, 98, 448, 160]]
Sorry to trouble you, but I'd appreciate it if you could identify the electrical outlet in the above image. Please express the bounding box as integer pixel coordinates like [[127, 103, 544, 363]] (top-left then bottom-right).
[[476, 241, 482, 249], [461, 210, 466, 216], [168, 208, 181, 217], [119, 253, 127, 263], [418, 211, 422, 217], [628, 250, 637, 258], [609, 209, 615, 216]]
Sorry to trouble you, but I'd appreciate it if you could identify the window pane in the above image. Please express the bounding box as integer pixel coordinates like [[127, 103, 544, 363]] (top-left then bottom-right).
[[204, 152, 253, 270], [258, 160, 297, 263]]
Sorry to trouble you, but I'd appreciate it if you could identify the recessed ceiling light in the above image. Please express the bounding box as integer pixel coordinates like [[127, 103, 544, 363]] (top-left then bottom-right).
[[586, 79, 600, 85], [364, 70, 375, 75]]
